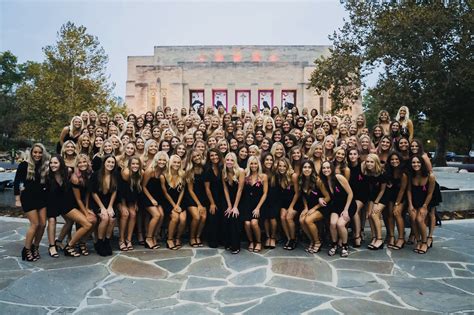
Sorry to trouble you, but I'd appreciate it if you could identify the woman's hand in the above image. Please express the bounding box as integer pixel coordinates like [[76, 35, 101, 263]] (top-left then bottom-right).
[[209, 203, 217, 215], [232, 207, 240, 218], [252, 208, 260, 218], [15, 199, 21, 208]]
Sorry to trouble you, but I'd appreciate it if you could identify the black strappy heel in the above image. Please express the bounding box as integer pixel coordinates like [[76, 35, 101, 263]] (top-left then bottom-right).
[[48, 244, 59, 258]]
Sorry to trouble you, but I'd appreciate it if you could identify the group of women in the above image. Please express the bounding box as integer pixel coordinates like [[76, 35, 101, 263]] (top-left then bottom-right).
[[14, 103, 441, 262]]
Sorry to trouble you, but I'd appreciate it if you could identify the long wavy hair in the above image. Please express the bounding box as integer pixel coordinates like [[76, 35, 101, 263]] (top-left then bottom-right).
[[97, 155, 117, 194], [164, 154, 185, 191], [127, 157, 142, 193], [362, 153, 384, 176], [300, 160, 318, 194], [222, 152, 241, 185], [26, 143, 49, 184], [245, 155, 263, 178], [69, 116, 84, 137], [48, 155, 69, 189], [74, 153, 92, 187], [275, 157, 294, 189], [185, 150, 205, 183]]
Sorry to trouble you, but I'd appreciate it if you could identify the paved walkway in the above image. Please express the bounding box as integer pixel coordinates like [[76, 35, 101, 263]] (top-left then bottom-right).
[[0, 217, 473, 314]]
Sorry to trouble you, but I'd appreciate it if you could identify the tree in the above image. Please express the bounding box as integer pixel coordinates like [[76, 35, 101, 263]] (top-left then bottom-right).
[[16, 21, 125, 143], [0, 51, 25, 145], [309, 1, 474, 166]]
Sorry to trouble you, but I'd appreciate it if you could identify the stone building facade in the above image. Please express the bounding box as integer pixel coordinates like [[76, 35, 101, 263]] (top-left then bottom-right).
[[126, 45, 361, 115]]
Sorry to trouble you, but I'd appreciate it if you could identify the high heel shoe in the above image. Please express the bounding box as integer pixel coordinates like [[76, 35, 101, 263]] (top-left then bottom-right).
[[417, 241, 428, 254], [367, 237, 377, 249], [64, 244, 80, 257], [166, 239, 177, 250], [369, 239, 384, 251], [55, 239, 64, 251], [22, 247, 38, 262], [253, 242, 262, 253], [328, 243, 338, 256], [144, 237, 159, 250], [353, 236, 362, 248], [31, 244, 40, 260], [427, 237, 433, 248], [78, 242, 90, 256], [340, 244, 349, 257], [391, 238, 405, 250], [48, 244, 59, 258]]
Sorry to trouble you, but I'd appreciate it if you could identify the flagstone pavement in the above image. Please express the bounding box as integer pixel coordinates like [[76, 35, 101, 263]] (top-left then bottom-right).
[[0, 217, 473, 314]]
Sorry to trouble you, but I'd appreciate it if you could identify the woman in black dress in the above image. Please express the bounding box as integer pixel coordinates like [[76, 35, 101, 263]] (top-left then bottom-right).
[[363, 153, 388, 250], [321, 161, 357, 257], [185, 151, 208, 247], [407, 156, 437, 254], [161, 154, 187, 250], [261, 152, 278, 249], [299, 160, 330, 254], [347, 148, 369, 247], [276, 157, 300, 250], [46, 155, 69, 258], [14, 144, 49, 261], [384, 151, 408, 250], [241, 156, 268, 252], [142, 152, 168, 249], [90, 155, 118, 256], [61, 154, 97, 257], [204, 149, 224, 248], [222, 152, 245, 254], [57, 116, 83, 153], [118, 157, 142, 251]]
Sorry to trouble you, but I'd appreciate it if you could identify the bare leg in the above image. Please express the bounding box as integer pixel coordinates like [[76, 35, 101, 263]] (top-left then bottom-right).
[[244, 221, 253, 244], [25, 210, 40, 249], [280, 209, 290, 241], [33, 208, 47, 249], [371, 204, 385, 248], [188, 206, 200, 243], [196, 207, 207, 242], [119, 203, 129, 243], [66, 209, 94, 246], [126, 205, 137, 243], [329, 213, 339, 243], [336, 216, 350, 244], [286, 209, 297, 240], [146, 206, 161, 248], [352, 200, 364, 246]]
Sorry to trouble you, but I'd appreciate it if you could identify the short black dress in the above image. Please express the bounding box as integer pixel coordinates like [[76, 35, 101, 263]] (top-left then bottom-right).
[[203, 166, 224, 211], [118, 173, 140, 206], [13, 161, 48, 212], [241, 177, 265, 221], [46, 178, 69, 218], [301, 186, 328, 217], [385, 175, 405, 204], [89, 173, 115, 215], [161, 179, 187, 215], [366, 173, 389, 206], [224, 179, 241, 210], [186, 171, 209, 208], [329, 177, 357, 217], [66, 181, 88, 212], [278, 183, 303, 211], [348, 164, 369, 203], [262, 182, 280, 219], [142, 176, 163, 208], [411, 180, 441, 209]]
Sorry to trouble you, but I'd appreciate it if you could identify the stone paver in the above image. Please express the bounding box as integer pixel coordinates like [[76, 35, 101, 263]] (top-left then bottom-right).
[[0, 217, 473, 314]]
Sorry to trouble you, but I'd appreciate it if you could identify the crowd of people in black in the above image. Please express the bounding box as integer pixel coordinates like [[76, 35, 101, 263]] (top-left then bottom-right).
[[14, 103, 441, 262]]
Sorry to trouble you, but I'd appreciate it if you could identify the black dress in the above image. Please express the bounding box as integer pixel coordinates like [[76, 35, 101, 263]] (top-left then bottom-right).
[[142, 176, 163, 208], [161, 179, 186, 215], [262, 182, 280, 219], [279, 183, 303, 211], [56, 128, 81, 153], [367, 173, 389, 206], [186, 171, 208, 208], [411, 180, 441, 209], [203, 165, 225, 247], [89, 173, 115, 214], [329, 177, 357, 217], [301, 186, 328, 217], [13, 161, 47, 212], [223, 179, 241, 251], [118, 173, 139, 206], [46, 178, 69, 218], [65, 181, 88, 212], [241, 177, 265, 221], [386, 175, 405, 204], [349, 164, 369, 203]]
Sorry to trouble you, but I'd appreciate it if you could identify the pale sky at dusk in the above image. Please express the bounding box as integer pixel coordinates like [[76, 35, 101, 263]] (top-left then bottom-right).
[[1, 0, 350, 98]]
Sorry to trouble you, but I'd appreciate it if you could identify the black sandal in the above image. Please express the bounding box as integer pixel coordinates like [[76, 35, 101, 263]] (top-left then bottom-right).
[[417, 242, 428, 254], [427, 237, 433, 248], [48, 244, 59, 258], [353, 236, 362, 248], [78, 242, 89, 256], [64, 244, 80, 257], [55, 239, 64, 251], [144, 237, 159, 250], [248, 242, 255, 252], [118, 241, 128, 251], [31, 244, 40, 260], [288, 239, 297, 251], [254, 242, 262, 253], [309, 242, 322, 254], [22, 247, 38, 262], [166, 239, 177, 250]]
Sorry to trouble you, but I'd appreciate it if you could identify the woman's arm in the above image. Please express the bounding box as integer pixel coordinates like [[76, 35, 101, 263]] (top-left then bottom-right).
[[395, 173, 408, 205], [233, 170, 245, 210], [422, 174, 436, 209], [205, 181, 217, 214], [288, 173, 300, 210], [253, 175, 268, 218], [160, 175, 176, 208], [343, 167, 351, 181], [336, 174, 353, 214], [187, 181, 203, 208], [407, 120, 414, 142], [142, 170, 157, 206], [59, 127, 69, 146]]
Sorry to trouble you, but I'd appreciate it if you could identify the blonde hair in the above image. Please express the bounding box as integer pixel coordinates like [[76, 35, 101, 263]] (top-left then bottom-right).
[[77, 134, 92, 156], [308, 141, 323, 161], [248, 145, 261, 157], [245, 155, 263, 177], [270, 142, 286, 159], [69, 116, 84, 137], [184, 150, 204, 183], [26, 143, 49, 184], [222, 152, 241, 184], [120, 122, 136, 141], [142, 139, 158, 165], [275, 157, 294, 189], [165, 154, 185, 190], [395, 106, 410, 127], [362, 153, 383, 176], [151, 151, 169, 172], [61, 140, 78, 158]]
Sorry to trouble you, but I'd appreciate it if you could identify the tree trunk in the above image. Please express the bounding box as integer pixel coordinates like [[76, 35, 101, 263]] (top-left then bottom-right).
[[434, 123, 448, 167]]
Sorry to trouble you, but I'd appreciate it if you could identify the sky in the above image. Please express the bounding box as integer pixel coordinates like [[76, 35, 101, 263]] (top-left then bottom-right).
[[1, 0, 351, 98]]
